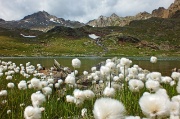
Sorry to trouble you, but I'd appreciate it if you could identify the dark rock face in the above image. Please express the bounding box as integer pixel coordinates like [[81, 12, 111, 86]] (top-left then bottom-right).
[[171, 10, 180, 18], [0, 18, 5, 22], [0, 11, 85, 32], [117, 36, 140, 43], [152, 7, 166, 18]]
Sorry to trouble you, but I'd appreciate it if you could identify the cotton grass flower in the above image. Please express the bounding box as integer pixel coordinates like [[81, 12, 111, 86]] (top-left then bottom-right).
[[42, 87, 52, 96], [47, 78, 54, 84], [6, 75, 12, 80], [125, 116, 141, 119], [161, 76, 172, 84], [24, 106, 41, 119], [145, 80, 160, 92], [171, 95, 180, 103], [138, 73, 146, 81], [169, 101, 180, 116], [146, 72, 162, 82], [103, 87, 115, 97], [31, 92, 46, 107], [176, 80, 180, 93], [72, 58, 81, 68], [83, 89, 95, 100], [73, 89, 85, 100], [113, 76, 120, 82], [171, 72, 180, 81], [100, 66, 110, 76], [65, 74, 75, 85], [7, 110, 11, 114], [31, 78, 42, 90], [105, 61, 116, 72], [7, 82, 14, 89], [139, 93, 170, 118], [150, 56, 157, 63], [66, 95, 75, 103], [93, 97, 126, 119], [81, 108, 87, 117], [18, 80, 27, 90], [91, 67, 97, 72], [120, 57, 132, 68], [170, 115, 180, 119], [83, 71, 88, 75], [128, 79, 144, 92], [0, 90, 7, 96]]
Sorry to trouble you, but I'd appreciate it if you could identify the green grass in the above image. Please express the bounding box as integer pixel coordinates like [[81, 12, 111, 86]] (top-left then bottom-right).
[[0, 58, 178, 119]]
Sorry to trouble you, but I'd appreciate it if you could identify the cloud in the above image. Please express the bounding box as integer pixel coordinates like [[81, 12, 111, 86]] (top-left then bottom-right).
[[0, 0, 174, 23]]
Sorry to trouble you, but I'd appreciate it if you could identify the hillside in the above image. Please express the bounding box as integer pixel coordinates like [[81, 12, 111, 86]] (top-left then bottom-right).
[[87, 0, 180, 27], [0, 0, 179, 57], [0, 15, 179, 57]]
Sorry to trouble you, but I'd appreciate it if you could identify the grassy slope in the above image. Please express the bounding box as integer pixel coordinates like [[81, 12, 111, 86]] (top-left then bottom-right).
[[0, 17, 179, 57], [101, 17, 180, 56], [0, 35, 103, 57]]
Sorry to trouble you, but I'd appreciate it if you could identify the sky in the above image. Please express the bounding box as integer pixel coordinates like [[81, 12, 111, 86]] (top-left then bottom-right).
[[0, 0, 174, 23]]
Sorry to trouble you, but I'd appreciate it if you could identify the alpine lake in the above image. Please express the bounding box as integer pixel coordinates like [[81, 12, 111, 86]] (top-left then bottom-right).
[[1, 56, 180, 76]]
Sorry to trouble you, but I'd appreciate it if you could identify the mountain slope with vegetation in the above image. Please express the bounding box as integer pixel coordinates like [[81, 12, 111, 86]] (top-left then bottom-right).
[[0, 15, 179, 57], [0, 0, 179, 57]]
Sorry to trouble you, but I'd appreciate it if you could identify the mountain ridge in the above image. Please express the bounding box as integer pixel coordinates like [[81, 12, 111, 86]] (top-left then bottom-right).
[[87, 0, 180, 27], [0, 11, 85, 32]]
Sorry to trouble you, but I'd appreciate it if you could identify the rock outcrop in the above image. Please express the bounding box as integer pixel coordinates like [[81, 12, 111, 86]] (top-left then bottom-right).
[[87, 0, 180, 27]]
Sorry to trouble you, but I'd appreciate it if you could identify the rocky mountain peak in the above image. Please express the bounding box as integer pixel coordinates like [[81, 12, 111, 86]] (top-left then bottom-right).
[[152, 7, 166, 17], [167, 0, 180, 18], [0, 18, 5, 22], [87, 0, 180, 27], [21, 11, 59, 21], [110, 13, 119, 18], [0, 11, 85, 32], [135, 11, 152, 19]]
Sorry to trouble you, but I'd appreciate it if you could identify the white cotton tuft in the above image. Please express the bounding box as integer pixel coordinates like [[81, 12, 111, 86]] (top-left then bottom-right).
[[72, 58, 81, 68], [31, 78, 42, 90], [128, 79, 144, 92], [24, 106, 41, 119], [150, 56, 157, 63], [31, 92, 46, 107], [0, 90, 7, 96], [100, 66, 110, 76], [18, 80, 27, 90], [125, 116, 141, 119], [83, 90, 95, 100], [171, 72, 180, 81], [93, 97, 126, 119], [145, 80, 160, 92], [103, 87, 115, 97], [139, 93, 170, 118], [7, 82, 14, 89], [65, 74, 75, 85], [146, 72, 162, 82], [66, 95, 75, 103], [42, 87, 52, 96]]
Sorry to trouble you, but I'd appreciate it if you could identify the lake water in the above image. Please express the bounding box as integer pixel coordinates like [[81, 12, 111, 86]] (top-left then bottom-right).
[[0, 57, 180, 76]]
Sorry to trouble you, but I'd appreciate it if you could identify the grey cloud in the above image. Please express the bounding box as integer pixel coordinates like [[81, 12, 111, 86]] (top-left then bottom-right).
[[0, 0, 174, 23]]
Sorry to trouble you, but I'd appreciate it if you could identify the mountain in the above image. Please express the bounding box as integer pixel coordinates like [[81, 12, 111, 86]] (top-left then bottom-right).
[[87, 12, 152, 27], [0, 18, 5, 22], [0, 11, 85, 32], [87, 0, 180, 27]]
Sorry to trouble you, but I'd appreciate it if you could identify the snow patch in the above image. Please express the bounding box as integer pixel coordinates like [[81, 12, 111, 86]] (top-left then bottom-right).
[[89, 34, 99, 40], [20, 34, 36, 38], [50, 18, 60, 23]]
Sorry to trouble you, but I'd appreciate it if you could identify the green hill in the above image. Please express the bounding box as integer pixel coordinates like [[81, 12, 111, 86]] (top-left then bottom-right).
[[0, 17, 179, 57]]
